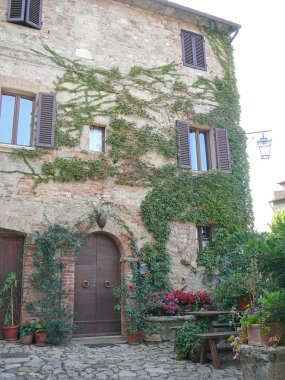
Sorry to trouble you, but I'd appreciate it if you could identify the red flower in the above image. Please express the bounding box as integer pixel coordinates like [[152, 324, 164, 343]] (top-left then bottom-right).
[[25, 320, 29, 324], [144, 273, 149, 278], [129, 284, 134, 291]]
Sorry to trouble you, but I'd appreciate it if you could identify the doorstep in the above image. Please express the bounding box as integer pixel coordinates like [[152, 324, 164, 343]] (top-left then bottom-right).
[[71, 335, 127, 345]]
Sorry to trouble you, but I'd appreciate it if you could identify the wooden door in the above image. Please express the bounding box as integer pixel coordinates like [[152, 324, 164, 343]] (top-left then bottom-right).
[[0, 235, 24, 340], [74, 234, 121, 337]]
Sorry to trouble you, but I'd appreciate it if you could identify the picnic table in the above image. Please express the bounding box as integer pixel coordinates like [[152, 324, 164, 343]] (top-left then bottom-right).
[[187, 310, 236, 369]]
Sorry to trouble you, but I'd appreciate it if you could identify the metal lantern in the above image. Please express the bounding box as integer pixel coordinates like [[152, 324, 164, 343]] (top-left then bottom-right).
[[257, 133, 272, 159], [138, 260, 149, 276]]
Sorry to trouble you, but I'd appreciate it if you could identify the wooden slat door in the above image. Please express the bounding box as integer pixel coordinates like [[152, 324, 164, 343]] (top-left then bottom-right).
[[0, 235, 24, 340], [74, 234, 121, 337]]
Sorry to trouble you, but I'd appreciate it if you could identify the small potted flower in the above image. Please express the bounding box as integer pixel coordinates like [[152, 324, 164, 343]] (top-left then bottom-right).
[[20, 320, 35, 344], [34, 321, 48, 346]]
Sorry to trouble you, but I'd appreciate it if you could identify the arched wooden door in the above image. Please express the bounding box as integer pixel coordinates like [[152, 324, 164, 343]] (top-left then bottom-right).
[[0, 234, 24, 340], [74, 234, 121, 337]]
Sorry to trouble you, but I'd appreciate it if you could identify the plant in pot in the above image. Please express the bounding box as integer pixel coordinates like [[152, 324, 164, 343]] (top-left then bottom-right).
[[0, 272, 20, 341], [34, 321, 48, 346], [113, 271, 158, 344], [20, 320, 35, 345]]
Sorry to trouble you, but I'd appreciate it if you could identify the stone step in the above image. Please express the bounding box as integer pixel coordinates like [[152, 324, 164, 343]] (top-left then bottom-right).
[[71, 335, 127, 345]]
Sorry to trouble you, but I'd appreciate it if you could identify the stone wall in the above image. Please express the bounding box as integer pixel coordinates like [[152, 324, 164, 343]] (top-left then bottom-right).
[[0, 0, 228, 326]]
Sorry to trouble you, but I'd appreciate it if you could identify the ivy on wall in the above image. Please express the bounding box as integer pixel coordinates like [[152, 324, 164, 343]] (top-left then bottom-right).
[[5, 23, 253, 289]]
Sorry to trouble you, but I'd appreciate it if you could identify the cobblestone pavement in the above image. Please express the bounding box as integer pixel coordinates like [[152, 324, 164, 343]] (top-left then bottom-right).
[[0, 341, 242, 380]]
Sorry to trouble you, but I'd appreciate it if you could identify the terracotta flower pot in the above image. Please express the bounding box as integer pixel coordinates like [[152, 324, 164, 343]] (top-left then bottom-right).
[[127, 330, 142, 344], [20, 333, 34, 345], [35, 332, 48, 346], [3, 325, 20, 342], [247, 323, 285, 347], [237, 298, 251, 311]]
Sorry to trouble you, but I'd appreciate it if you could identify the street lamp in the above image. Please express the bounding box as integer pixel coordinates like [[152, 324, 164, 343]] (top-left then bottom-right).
[[246, 130, 272, 159]]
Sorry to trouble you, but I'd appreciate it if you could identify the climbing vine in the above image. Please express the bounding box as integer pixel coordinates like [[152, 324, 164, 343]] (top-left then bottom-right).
[[5, 23, 253, 290]]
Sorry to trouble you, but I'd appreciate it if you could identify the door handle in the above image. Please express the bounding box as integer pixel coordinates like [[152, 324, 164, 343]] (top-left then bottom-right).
[[104, 280, 111, 288], [82, 280, 89, 288]]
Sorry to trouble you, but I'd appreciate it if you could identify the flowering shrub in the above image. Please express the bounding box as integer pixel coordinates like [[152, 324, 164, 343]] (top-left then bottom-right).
[[20, 320, 35, 336], [150, 290, 211, 315]]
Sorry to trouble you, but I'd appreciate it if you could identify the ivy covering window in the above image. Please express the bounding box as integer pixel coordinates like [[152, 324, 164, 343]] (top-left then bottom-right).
[[181, 30, 206, 70], [0, 93, 34, 146], [89, 127, 105, 152], [7, 0, 43, 30], [197, 226, 212, 253], [176, 120, 232, 173]]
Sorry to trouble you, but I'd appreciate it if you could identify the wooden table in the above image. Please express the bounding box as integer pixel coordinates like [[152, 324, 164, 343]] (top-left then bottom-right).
[[187, 310, 235, 369], [187, 310, 234, 331]]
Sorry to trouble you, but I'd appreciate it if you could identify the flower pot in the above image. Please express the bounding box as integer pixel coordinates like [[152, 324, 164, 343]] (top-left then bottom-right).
[[237, 298, 250, 311], [3, 325, 20, 342], [247, 323, 285, 347], [127, 330, 142, 344], [20, 333, 34, 345], [35, 332, 48, 346]]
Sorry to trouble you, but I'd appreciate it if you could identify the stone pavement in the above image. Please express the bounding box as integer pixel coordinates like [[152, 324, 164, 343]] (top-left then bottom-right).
[[0, 340, 242, 380]]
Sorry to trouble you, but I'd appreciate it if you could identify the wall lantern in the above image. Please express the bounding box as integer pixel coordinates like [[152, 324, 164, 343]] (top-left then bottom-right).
[[246, 130, 272, 159], [138, 260, 149, 276], [96, 212, 107, 230]]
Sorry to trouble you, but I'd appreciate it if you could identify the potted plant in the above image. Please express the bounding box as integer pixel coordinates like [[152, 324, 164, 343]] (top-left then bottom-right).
[[20, 320, 35, 344], [34, 321, 48, 346], [113, 271, 157, 344], [0, 272, 20, 341]]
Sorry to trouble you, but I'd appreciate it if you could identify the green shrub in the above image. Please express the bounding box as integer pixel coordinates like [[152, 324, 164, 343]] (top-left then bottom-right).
[[175, 321, 208, 360]]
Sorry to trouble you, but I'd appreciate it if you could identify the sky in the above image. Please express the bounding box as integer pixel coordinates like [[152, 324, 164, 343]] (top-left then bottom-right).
[[172, 0, 285, 231]]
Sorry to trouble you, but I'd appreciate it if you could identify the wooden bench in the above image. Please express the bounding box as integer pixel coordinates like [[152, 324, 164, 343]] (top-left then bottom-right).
[[192, 331, 236, 369]]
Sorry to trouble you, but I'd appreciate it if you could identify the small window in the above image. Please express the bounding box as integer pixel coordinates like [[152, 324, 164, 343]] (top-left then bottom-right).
[[197, 226, 212, 253], [0, 93, 34, 146], [89, 127, 105, 152], [7, 0, 42, 30], [181, 30, 206, 70]]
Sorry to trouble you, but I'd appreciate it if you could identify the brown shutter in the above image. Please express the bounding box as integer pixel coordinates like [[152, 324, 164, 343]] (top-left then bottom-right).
[[7, 0, 25, 22], [36, 93, 56, 148], [215, 128, 232, 173], [181, 30, 194, 67], [194, 35, 206, 69], [176, 120, 191, 169], [25, 0, 42, 29]]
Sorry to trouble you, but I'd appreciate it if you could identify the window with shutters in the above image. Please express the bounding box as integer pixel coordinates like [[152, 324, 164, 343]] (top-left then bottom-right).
[[7, 0, 42, 30], [0, 92, 34, 146], [0, 91, 56, 148], [89, 127, 105, 153], [181, 30, 207, 70], [177, 120, 232, 173], [197, 226, 212, 253]]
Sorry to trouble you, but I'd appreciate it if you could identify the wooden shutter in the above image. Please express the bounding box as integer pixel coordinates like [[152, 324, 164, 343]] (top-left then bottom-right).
[[215, 128, 232, 173], [25, 0, 42, 29], [176, 120, 191, 169], [36, 93, 56, 148], [7, 0, 25, 22], [182, 30, 206, 70], [194, 34, 206, 69], [182, 30, 194, 67]]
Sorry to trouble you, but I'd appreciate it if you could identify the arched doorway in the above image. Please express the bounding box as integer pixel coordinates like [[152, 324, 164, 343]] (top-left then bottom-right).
[[0, 232, 24, 340], [73, 233, 121, 337]]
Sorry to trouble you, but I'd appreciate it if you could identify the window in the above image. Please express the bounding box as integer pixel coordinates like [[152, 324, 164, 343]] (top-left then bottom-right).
[[181, 30, 206, 70], [197, 226, 212, 253], [0, 93, 34, 146], [89, 127, 105, 152], [7, 0, 42, 30], [0, 91, 56, 148], [176, 120, 232, 173], [189, 128, 209, 171]]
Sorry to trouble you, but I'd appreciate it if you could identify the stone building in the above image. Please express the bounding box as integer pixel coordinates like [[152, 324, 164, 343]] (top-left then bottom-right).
[[0, 0, 251, 338], [270, 181, 285, 214]]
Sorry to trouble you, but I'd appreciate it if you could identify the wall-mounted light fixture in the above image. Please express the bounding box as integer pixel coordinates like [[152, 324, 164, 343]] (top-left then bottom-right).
[[246, 130, 272, 159], [96, 212, 107, 230]]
